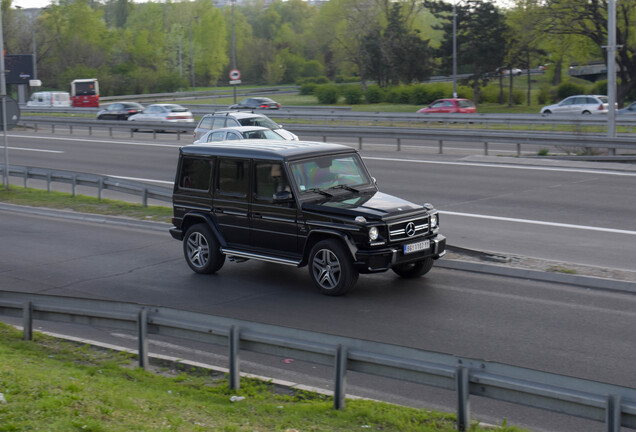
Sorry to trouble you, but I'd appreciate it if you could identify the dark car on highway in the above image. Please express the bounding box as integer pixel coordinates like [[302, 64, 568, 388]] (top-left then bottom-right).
[[229, 97, 281, 110], [96, 102, 144, 120], [169, 140, 445, 296]]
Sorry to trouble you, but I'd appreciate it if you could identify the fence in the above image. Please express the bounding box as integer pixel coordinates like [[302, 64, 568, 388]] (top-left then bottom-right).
[[0, 165, 172, 207], [16, 117, 636, 157], [0, 290, 635, 432]]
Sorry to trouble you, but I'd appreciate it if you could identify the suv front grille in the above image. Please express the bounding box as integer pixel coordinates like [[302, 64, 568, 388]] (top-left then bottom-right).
[[389, 217, 429, 241]]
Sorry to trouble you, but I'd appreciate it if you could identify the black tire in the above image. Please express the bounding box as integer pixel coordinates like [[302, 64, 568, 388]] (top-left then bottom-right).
[[542, 110, 552, 115], [183, 224, 225, 274], [308, 239, 358, 296], [392, 257, 434, 279], [582, 110, 591, 115]]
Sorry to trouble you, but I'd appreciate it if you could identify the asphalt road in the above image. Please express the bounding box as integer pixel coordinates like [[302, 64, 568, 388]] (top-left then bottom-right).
[[1, 207, 636, 431], [3, 129, 636, 270]]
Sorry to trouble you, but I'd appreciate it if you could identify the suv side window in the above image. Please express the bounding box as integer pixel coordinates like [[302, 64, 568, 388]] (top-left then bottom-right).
[[212, 117, 227, 129], [225, 118, 240, 127], [217, 158, 249, 197], [179, 157, 212, 190], [254, 161, 290, 202], [199, 116, 213, 129]]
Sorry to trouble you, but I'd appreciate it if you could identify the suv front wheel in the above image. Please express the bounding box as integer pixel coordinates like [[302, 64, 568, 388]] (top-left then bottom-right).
[[309, 239, 358, 296], [392, 257, 434, 278], [183, 224, 225, 274]]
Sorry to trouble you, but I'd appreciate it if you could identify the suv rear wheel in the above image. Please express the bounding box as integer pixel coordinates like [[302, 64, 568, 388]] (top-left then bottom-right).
[[183, 224, 225, 274], [392, 258, 434, 278], [309, 239, 358, 296]]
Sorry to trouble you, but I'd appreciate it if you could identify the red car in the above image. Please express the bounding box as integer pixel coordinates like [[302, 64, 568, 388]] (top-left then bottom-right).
[[417, 98, 476, 114]]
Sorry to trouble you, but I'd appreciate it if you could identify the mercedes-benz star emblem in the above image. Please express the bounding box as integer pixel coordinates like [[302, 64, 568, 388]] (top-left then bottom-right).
[[405, 222, 416, 237]]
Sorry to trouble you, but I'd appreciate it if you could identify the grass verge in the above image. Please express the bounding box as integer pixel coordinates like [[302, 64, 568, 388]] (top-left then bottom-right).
[[0, 185, 172, 224], [0, 323, 527, 432]]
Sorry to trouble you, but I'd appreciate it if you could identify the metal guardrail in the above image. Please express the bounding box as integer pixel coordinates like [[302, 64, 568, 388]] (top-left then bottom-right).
[[0, 290, 634, 432], [16, 117, 636, 156], [0, 165, 172, 206]]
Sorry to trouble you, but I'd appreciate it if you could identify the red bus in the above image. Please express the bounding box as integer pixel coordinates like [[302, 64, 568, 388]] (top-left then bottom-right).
[[70, 78, 99, 107]]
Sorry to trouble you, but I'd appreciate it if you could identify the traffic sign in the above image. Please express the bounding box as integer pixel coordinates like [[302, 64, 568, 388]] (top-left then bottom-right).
[[229, 69, 241, 80], [229, 79, 242, 85]]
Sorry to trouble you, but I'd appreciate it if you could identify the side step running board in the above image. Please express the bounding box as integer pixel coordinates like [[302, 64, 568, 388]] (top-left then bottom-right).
[[221, 249, 301, 267]]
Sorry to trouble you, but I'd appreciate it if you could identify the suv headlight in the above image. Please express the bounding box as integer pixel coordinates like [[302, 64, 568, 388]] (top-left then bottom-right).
[[369, 227, 379, 241], [430, 214, 438, 229]]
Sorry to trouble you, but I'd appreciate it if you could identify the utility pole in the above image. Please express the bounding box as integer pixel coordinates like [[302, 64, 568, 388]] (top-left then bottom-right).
[[606, 0, 617, 140], [1, 4, 10, 190]]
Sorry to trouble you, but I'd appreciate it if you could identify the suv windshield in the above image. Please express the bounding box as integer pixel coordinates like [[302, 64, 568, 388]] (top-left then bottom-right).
[[290, 154, 372, 193], [238, 117, 279, 129]]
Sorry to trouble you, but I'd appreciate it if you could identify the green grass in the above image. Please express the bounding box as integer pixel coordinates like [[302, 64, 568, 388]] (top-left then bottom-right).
[[0, 323, 528, 432], [0, 185, 172, 223]]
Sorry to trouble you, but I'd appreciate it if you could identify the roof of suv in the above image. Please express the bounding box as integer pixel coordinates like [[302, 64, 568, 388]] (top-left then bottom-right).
[[181, 140, 355, 161], [205, 111, 267, 119]]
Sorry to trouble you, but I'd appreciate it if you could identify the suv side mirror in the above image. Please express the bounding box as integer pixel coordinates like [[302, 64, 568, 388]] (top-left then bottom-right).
[[273, 190, 293, 202]]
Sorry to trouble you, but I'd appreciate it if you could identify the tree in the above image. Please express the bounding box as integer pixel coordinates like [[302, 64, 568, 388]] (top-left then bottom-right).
[[427, 0, 507, 104], [542, 0, 636, 106]]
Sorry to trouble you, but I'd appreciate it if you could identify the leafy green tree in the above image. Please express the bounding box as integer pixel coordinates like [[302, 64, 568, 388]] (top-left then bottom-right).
[[427, 0, 507, 104], [541, 0, 636, 105]]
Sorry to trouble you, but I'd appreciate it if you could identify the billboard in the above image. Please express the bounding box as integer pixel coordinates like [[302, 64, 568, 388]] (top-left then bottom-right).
[[4, 55, 34, 84]]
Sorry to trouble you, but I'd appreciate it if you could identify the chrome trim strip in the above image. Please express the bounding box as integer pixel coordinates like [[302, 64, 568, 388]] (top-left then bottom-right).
[[221, 249, 301, 266], [262, 215, 297, 223], [176, 204, 210, 212]]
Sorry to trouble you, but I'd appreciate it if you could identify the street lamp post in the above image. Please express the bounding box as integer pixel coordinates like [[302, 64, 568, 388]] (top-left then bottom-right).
[[452, 0, 457, 98], [1, 5, 9, 190], [607, 0, 617, 139], [231, 0, 237, 104]]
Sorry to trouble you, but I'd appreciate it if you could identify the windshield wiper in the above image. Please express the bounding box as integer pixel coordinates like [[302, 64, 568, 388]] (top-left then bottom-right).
[[304, 188, 333, 197], [329, 184, 360, 193]]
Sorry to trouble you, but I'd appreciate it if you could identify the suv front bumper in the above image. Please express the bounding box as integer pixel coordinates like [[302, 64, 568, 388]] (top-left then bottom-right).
[[354, 234, 446, 273]]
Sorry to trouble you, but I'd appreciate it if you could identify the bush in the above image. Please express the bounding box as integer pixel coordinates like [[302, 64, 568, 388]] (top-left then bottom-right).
[[590, 80, 607, 95], [557, 81, 587, 100], [342, 84, 364, 105], [409, 85, 430, 105], [385, 86, 413, 104], [299, 83, 318, 96], [315, 84, 340, 104], [365, 85, 385, 104]]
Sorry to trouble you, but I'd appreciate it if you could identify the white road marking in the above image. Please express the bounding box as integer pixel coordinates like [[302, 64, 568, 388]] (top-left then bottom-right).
[[442, 210, 636, 236], [363, 156, 636, 177], [7, 134, 182, 149], [4, 146, 64, 153]]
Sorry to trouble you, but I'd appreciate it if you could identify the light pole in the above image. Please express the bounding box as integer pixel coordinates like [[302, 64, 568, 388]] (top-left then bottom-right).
[[1, 4, 9, 190], [606, 0, 617, 139], [452, 0, 457, 98], [231, 0, 237, 104]]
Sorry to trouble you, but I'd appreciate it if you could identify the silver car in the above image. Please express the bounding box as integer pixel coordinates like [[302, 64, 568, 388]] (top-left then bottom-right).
[[193, 126, 287, 144], [540, 95, 609, 115], [193, 111, 297, 141], [128, 104, 194, 123]]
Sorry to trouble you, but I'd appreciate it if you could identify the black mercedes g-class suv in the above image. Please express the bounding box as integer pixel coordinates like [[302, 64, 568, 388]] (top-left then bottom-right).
[[170, 140, 446, 295]]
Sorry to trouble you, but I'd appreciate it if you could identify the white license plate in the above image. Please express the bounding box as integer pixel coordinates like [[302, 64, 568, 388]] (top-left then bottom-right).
[[404, 240, 430, 254]]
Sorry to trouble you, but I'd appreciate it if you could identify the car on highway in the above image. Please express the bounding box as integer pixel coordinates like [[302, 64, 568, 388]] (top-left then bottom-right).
[[170, 140, 445, 296], [96, 102, 144, 120], [128, 104, 194, 124], [501, 68, 522, 76], [417, 98, 476, 114], [229, 97, 281, 110], [193, 126, 288, 143], [540, 95, 609, 115], [193, 111, 297, 141], [617, 101, 636, 115]]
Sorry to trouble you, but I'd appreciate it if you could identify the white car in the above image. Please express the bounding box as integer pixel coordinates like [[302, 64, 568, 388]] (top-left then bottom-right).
[[540, 95, 609, 115], [128, 104, 194, 123], [193, 126, 288, 144]]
